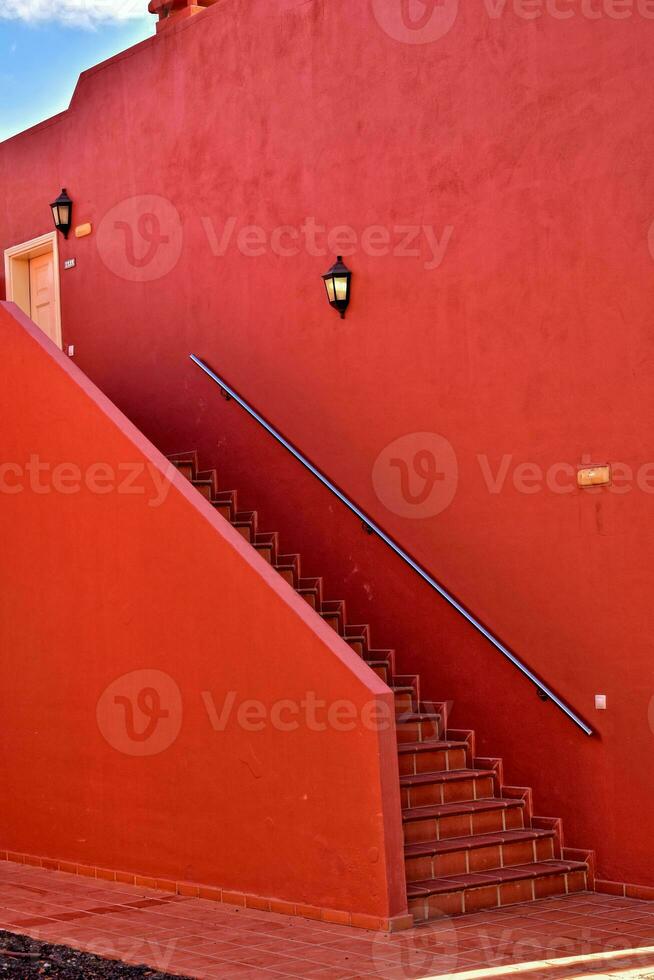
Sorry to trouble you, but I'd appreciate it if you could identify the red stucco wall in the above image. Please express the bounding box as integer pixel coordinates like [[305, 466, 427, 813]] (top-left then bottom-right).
[[0, 301, 406, 920], [0, 1, 652, 886]]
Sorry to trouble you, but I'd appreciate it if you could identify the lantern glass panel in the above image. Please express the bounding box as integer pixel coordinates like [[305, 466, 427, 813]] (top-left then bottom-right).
[[334, 276, 348, 302]]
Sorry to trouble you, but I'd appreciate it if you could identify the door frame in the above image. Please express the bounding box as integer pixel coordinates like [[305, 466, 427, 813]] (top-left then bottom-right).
[[4, 231, 62, 349]]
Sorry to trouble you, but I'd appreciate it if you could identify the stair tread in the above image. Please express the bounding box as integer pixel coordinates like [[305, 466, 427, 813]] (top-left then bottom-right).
[[397, 712, 441, 722], [398, 739, 467, 754], [405, 828, 555, 857], [403, 797, 524, 822], [400, 768, 492, 786], [406, 860, 588, 896]]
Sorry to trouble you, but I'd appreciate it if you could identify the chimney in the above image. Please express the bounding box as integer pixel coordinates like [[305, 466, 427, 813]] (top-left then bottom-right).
[[148, 0, 219, 34]]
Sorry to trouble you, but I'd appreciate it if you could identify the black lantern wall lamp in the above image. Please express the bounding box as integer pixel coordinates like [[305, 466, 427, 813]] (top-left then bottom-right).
[[50, 188, 73, 239], [322, 255, 352, 319]]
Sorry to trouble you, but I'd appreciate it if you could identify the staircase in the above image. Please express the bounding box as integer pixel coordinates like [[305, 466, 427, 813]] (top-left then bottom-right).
[[170, 451, 592, 923]]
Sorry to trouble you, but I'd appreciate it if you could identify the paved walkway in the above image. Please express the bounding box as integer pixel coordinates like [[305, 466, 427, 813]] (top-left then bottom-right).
[[0, 861, 653, 979]]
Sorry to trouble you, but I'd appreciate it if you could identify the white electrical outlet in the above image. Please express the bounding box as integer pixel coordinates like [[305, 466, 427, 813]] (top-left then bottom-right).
[[595, 695, 607, 710], [67, 345, 75, 357]]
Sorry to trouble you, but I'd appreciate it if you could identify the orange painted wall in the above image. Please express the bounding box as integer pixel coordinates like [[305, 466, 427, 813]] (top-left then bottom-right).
[[1, 1, 653, 888], [0, 302, 406, 920]]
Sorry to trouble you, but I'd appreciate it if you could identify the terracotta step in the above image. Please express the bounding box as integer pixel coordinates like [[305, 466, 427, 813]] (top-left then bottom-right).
[[196, 469, 219, 496], [346, 636, 366, 657], [191, 479, 214, 501], [365, 649, 394, 667], [398, 740, 469, 776], [343, 624, 371, 657], [403, 797, 526, 844], [395, 712, 443, 744], [404, 828, 557, 881], [367, 660, 391, 682], [213, 491, 237, 521], [173, 461, 194, 481], [298, 578, 323, 610], [394, 674, 420, 696], [254, 532, 279, 564], [401, 769, 495, 808], [275, 554, 300, 586], [169, 452, 198, 473], [407, 859, 588, 921], [233, 511, 257, 542], [321, 599, 345, 634], [392, 686, 416, 715]]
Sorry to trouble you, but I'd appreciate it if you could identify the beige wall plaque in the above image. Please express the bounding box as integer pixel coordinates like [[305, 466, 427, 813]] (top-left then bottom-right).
[[577, 465, 611, 488]]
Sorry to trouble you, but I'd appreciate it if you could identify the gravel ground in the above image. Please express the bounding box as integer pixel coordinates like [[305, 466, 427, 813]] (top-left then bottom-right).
[[0, 929, 190, 978]]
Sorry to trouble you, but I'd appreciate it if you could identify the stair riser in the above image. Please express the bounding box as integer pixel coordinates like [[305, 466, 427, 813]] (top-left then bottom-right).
[[197, 472, 219, 495], [396, 718, 442, 744], [277, 568, 296, 586], [405, 836, 555, 882], [277, 557, 300, 583], [394, 693, 415, 715], [322, 614, 342, 634], [404, 806, 525, 845], [192, 482, 213, 501], [235, 525, 252, 542], [215, 504, 232, 521], [370, 664, 390, 683], [344, 626, 371, 652], [402, 775, 494, 809], [409, 870, 587, 922], [399, 747, 468, 775]]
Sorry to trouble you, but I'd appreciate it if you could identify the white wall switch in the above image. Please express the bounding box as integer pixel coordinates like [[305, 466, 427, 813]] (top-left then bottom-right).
[[595, 695, 607, 710], [67, 345, 75, 357]]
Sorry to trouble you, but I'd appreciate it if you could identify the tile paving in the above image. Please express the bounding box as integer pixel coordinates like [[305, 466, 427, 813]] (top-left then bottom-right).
[[0, 861, 653, 979]]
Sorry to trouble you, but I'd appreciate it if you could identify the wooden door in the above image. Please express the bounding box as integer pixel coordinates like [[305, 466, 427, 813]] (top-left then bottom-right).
[[29, 252, 57, 343]]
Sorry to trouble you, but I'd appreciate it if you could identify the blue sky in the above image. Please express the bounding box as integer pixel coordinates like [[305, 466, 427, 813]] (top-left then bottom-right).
[[0, 5, 154, 142]]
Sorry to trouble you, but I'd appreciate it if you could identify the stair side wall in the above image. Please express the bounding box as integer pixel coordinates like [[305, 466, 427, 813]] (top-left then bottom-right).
[[0, 302, 407, 922]]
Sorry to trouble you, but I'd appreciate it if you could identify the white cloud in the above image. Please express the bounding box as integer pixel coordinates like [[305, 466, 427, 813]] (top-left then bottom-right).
[[0, 0, 146, 28]]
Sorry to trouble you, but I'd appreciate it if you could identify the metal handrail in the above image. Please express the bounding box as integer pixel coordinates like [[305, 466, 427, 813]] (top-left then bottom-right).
[[190, 353, 593, 737]]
